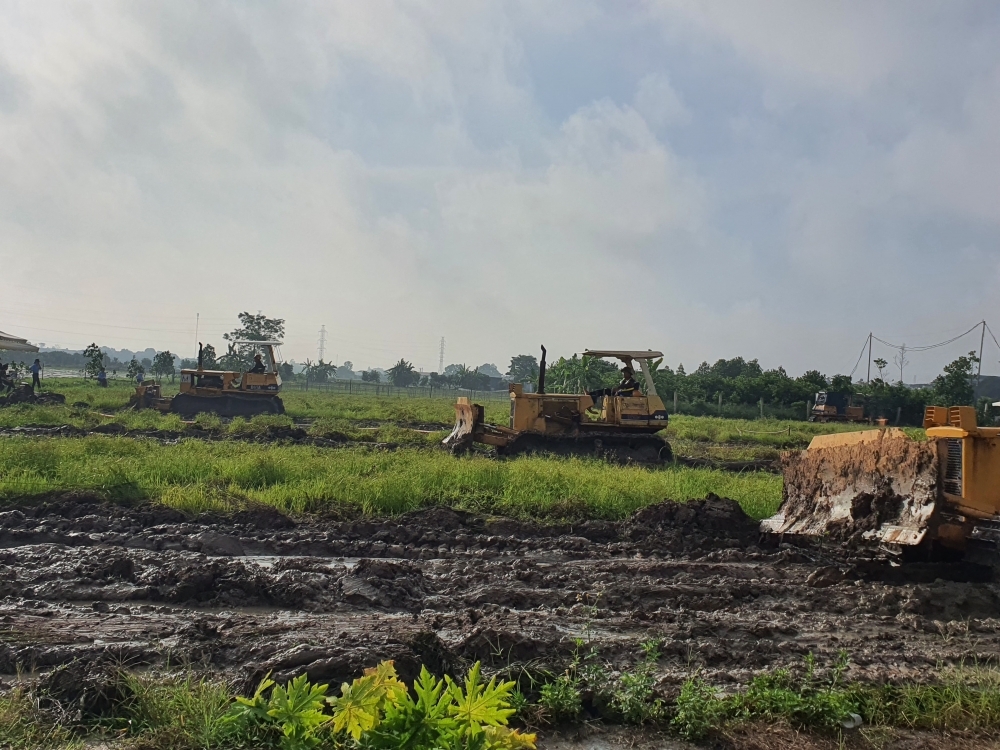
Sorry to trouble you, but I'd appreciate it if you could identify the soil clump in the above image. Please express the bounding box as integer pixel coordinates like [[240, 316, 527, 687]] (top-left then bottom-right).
[[0, 385, 66, 407]]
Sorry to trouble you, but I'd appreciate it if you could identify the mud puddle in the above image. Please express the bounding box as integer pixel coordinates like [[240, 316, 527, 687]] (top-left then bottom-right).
[[1, 494, 1000, 697]]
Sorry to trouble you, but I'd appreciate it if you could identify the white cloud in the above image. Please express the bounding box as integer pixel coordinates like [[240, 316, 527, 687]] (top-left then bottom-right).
[[634, 72, 690, 127], [0, 1, 998, 381]]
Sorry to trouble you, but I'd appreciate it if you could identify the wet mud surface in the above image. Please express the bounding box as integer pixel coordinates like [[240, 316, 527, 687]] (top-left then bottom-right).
[[2, 494, 1000, 697]]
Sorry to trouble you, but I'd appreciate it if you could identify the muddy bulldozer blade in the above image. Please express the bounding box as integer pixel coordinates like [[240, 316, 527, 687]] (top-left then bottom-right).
[[761, 429, 940, 546], [442, 399, 483, 453]]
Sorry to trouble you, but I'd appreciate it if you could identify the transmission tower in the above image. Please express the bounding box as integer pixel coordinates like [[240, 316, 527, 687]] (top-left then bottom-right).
[[439, 337, 445, 374], [318, 325, 327, 362]]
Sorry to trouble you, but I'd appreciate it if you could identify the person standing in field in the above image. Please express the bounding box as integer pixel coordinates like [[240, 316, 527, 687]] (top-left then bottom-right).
[[97, 368, 108, 387], [29, 358, 42, 391], [136, 369, 145, 385], [0, 361, 12, 393]]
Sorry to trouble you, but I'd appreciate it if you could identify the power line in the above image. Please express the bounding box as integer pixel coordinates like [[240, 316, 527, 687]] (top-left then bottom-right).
[[872, 322, 982, 352], [848, 336, 870, 379]]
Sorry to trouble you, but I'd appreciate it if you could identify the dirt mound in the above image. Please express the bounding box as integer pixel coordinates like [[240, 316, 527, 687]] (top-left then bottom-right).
[[0, 385, 66, 407], [775, 431, 939, 542], [623, 494, 760, 553]]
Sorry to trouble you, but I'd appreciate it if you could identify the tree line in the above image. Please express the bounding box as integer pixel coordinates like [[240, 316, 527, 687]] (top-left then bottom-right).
[[505, 350, 985, 425], [21, 310, 989, 424]]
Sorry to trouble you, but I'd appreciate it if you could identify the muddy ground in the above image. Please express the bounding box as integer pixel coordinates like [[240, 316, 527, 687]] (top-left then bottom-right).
[[2, 494, 1000, 747]]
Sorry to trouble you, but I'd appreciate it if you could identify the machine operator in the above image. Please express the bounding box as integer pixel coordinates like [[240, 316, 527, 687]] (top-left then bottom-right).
[[614, 366, 641, 397], [249, 354, 267, 374]]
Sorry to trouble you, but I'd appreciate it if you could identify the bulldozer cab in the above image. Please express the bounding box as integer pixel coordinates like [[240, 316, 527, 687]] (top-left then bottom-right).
[[581, 350, 668, 428], [178, 341, 283, 396]]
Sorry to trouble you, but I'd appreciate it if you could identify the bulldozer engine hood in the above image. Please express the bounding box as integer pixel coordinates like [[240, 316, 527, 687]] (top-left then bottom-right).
[[761, 428, 939, 546]]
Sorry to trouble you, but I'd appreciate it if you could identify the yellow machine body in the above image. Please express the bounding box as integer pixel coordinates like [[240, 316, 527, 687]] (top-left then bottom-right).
[[762, 405, 1000, 552], [177, 368, 281, 397], [444, 348, 671, 464], [130, 342, 285, 418]]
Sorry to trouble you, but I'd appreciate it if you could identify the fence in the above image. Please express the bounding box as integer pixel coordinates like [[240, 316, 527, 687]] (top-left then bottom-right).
[[287, 379, 512, 402]]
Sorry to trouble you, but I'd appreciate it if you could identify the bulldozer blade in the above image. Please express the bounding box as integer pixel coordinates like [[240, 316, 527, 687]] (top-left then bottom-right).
[[761, 428, 940, 546], [442, 399, 483, 452]]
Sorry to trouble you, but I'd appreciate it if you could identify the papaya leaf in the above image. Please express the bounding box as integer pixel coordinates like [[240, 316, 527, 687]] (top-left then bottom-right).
[[330, 674, 384, 740], [446, 662, 515, 735]]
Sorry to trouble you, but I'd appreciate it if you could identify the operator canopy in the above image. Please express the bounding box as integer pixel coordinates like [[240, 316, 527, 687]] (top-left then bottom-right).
[[582, 349, 662, 361]]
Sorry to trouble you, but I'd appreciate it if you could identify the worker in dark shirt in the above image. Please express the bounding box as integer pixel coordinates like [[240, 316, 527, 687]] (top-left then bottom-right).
[[29, 359, 42, 391], [249, 354, 266, 374], [614, 365, 641, 397]]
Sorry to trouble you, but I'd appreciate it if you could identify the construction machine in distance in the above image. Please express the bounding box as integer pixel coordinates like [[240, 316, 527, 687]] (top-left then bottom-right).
[[762, 405, 1000, 561], [810, 391, 866, 423], [443, 347, 672, 465], [131, 341, 285, 418]]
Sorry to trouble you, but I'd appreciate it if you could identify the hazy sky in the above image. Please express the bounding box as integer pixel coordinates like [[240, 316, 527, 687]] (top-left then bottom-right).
[[2, 1, 999, 381]]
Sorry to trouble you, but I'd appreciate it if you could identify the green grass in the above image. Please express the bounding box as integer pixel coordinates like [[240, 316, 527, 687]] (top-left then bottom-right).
[[0, 378, 507, 430], [0, 685, 82, 749], [8, 659, 1000, 748], [663, 413, 925, 449], [4, 379, 916, 454], [103, 672, 236, 748], [674, 658, 1000, 742], [0, 436, 782, 519]]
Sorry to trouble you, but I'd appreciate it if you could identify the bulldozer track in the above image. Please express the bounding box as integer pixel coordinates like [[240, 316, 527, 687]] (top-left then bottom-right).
[[498, 432, 672, 466], [170, 392, 284, 418]]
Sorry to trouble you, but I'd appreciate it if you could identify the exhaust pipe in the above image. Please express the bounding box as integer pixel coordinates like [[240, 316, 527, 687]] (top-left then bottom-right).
[[197, 342, 204, 371], [537, 345, 546, 395]]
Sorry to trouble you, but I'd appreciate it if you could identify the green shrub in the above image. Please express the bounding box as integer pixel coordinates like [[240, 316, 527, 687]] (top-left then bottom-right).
[[225, 660, 535, 750], [538, 675, 581, 722]]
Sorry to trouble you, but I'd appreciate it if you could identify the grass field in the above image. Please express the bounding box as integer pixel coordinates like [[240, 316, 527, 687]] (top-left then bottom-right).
[[0, 436, 782, 520], [4, 378, 915, 448], [0, 380, 921, 522]]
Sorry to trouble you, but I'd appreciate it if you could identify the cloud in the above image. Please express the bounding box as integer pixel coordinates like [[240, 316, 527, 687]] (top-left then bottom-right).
[[633, 72, 690, 127], [0, 1, 998, 381]]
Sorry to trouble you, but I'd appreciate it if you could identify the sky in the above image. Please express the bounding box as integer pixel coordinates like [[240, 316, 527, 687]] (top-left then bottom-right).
[[2, 1, 1000, 382]]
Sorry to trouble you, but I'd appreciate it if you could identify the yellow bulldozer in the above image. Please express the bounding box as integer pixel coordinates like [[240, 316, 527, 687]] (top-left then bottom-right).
[[762, 405, 1000, 558], [443, 347, 672, 465], [131, 341, 285, 418]]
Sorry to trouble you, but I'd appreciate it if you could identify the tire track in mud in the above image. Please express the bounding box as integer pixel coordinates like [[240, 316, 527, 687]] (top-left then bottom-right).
[[1, 495, 999, 693]]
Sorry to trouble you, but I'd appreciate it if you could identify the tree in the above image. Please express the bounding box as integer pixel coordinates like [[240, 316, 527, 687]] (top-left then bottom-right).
[[303, 360, 335, 384], [445, 364, 489, 390], [151, 351, 176, 382], [201, 344, 218, 369], [873, 358, 889, 383], [126, 357, 142, 381], [362, 369, 381, 383], [278, 362, 295, 380], [830, 374, 854, 393], [387, 359, 418, 387], [221, 312, 285, 370], [82, 343, 104, 379], [507, 355, 539, 384], [476, 363, 503, 379], [932, 351, 979, 407], [894, 345, 909, 384]]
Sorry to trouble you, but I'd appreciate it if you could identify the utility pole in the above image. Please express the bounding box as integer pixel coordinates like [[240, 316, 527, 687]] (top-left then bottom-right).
[[978, 319, 986, 387], [439, 337, 445, 374], [867, 332, 873, 383], [194, 313, 199, 355], [318, 325, 327, 362]]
